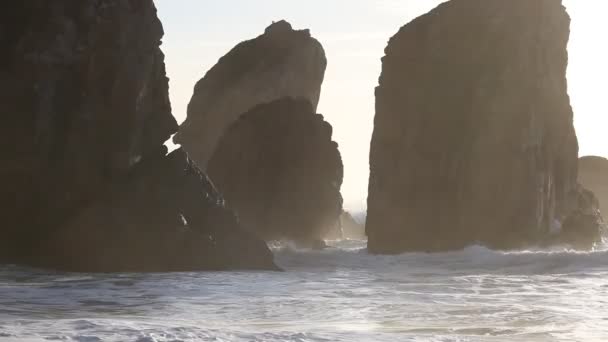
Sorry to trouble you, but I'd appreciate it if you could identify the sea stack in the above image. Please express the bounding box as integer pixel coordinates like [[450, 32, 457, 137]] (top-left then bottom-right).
[[367, 0, 603, 253], [579, 156, 608, 215], [207, 98, 343, 246], [0, 0, 276, 271], [175, 22, 343, 245], [174, 20, 327, 169]]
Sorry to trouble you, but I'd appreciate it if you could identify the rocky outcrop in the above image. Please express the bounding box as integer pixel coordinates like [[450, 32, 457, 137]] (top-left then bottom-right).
[[367, 0, 602, 253], [51, 148, 276, 272], [554, 186, 606, 249], [579, 156, 608, 214], [174, 20, 327, 169], [207, 97, 343, 247], [0, 0, 276, 271]]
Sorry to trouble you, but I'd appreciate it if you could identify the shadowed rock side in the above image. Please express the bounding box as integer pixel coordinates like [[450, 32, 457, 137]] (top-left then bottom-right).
[[174, 20, 327, 169], [207, 98, 343, 247], [53, 148, 276, 272], [579, 156, 608, 214], [367, 0, 603, 253], [0, 0, 276, 271]]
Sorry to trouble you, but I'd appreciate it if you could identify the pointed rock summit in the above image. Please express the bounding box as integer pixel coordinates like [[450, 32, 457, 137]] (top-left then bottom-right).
[[265, 20, 295, 35], [174, 20, 327, 169], [366, 0, 604, 253]]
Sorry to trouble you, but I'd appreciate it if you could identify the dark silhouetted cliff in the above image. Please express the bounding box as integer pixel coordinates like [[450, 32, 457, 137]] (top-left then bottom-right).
[[367, 0, 603, 253], [0, 0, 276, 271]]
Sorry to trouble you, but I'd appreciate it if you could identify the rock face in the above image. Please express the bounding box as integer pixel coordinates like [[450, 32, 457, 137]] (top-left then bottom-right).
[[174, 20, 327, 169], [0, 0, 276, 271], [579, 156, 608, 214], [207, 97, 343, 246], [367, 0, 602, 253]]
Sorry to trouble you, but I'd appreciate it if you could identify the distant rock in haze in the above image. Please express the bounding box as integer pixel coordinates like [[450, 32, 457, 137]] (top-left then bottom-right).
[[174, 20, 327, 169], [325, 211, 366, 240], [0, 0, 276, 271], [579, 156, 608, 214], [207, 97, 343, 247], [340, 211, 366, 240], [366, 0, 604, 253]]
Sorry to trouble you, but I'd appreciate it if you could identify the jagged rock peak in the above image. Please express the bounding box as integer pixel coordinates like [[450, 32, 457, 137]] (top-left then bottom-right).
[[265, 20, 293, 34], [264, 20, 310, 38]]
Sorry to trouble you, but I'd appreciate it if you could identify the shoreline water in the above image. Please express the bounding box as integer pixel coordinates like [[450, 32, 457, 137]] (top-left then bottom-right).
[[2, 240, 607, 342]]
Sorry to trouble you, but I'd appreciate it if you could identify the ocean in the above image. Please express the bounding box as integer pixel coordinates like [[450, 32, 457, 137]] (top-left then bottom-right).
[[1, 240, 607, 341]]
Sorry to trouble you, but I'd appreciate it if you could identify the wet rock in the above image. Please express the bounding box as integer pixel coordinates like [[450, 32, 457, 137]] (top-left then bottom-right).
[[207, 97, 343, 247], [174, 20, 327, 169], [0, 0, 277, 271], [367, 0, 599, 253], [556, 186, 606, 249]]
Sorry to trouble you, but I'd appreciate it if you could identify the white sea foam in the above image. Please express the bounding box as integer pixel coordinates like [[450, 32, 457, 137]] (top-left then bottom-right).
[[1, 239, 607, 341]]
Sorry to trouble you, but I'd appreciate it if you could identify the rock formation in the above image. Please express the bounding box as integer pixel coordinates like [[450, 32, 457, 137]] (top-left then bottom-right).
[[367, 0, 604, 253], [174, 20, 327, 169], [554, 185, 605, 249], [579, 156, 608, 214], [0, 0, 276, 271], [340, 211, 366, 240], [207, 97, 343, 247]]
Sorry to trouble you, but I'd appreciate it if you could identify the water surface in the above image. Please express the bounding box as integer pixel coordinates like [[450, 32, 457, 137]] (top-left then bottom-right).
[[1, 240, 607, 341]]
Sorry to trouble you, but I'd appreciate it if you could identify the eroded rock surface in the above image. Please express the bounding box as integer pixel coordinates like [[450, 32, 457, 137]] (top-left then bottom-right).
[[0, 0, 276, 271], [367, 0, 602, 253], [174, 20, 327, 169], [207, 97, 343, 246]]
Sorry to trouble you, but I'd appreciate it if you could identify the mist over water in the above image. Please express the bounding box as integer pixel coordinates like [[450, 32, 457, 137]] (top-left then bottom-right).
[[2, 240, 608, 342]]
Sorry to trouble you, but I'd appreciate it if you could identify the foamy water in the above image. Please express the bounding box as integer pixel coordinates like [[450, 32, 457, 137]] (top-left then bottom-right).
[[1, 240, 608, 341]]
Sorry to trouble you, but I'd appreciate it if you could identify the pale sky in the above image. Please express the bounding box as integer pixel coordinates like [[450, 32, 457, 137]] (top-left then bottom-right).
[[156, 0, 608, 211]]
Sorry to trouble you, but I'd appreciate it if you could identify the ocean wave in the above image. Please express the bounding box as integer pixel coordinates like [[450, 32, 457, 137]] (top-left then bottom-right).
[[273, 239, 608, 275], [2, 240, 608, 342]]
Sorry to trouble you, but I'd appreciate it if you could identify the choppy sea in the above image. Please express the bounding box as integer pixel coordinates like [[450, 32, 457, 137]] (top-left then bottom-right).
[[1, 240, 608, 341]]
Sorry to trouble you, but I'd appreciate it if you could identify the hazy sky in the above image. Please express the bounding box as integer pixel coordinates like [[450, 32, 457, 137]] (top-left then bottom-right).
[[155, 0, 608, 211]]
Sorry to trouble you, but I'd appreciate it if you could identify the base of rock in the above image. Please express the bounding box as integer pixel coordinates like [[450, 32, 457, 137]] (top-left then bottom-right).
[[2, 149, 279, 273]]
